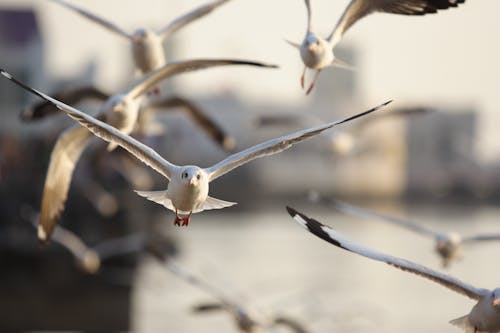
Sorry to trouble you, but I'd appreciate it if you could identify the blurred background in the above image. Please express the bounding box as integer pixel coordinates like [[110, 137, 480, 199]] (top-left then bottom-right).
[[1, 0, 499, 332]]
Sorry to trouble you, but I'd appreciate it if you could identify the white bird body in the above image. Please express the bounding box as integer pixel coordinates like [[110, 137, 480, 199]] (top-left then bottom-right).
[[131, 28, 167, 74], [1, 69, 390, 228], [300, 33, 333, 70], [288, 207, 500, 333]]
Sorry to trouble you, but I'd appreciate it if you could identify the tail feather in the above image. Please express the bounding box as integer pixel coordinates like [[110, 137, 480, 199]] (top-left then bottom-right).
[[135, 190, 175, 212], [449, 315, 474, 333]]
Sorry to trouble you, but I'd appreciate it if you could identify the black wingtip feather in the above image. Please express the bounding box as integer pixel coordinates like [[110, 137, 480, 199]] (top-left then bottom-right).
[[287, 206, 342, 247]]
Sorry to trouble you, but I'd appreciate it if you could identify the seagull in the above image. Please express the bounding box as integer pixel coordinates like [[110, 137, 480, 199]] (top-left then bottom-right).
[[166, 261, 309, 333], [309, 193, 500, 268], [287, 207, 500, 333], [51, 0, 232, 74], [1, 68, 390, 230], [6, 59, 275, 244], [287, 0, 466, 94], [21, 86, 237, 150]]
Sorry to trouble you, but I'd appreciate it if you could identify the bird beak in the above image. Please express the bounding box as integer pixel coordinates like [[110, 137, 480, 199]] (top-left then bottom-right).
[[307, 43, 317, 52], [493, 299, 500, 307], [189, 177, 196, 186]]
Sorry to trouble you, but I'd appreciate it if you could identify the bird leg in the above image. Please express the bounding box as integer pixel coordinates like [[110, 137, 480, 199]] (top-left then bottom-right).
[[300, 66, 306, 89], [173, 208, 183, 226], [181, 211, 192, 227], [306, 69, 321, 95]]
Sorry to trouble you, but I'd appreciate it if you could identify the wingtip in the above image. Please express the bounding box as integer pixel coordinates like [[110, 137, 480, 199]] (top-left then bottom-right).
[[286, 206, 298, 217], [0, 69, 12, 80]]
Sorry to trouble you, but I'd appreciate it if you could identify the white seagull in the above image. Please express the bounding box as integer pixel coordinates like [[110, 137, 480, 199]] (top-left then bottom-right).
[[287, 207, 500, 333], [287, 0, 466, 94], [166, 261, 309, 333], [15, 59, 276, 244], [1, 69, 390, 229], [310, 194, 500, 268], [51, 0, 232, 74]]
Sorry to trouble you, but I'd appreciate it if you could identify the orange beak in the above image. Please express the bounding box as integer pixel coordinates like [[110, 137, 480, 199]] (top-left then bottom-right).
[[493, 299, 500, 307], [189, 177, 196, 186]]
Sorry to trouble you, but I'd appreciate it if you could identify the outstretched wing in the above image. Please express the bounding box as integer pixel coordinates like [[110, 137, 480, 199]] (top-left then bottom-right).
[[205, 101, 391, 182], [326, 198, 440, 238], [38, 125, 95, 243], [158, 0, 231, 40], [150, 95, 235, 151], [21, 85, 109, 121], [287, 207, 488, 301], [1, 70, 178, 181], [126, 58, 278, 99], [328, 0, 466, 46], [462, 234, 500, 244], [50, 0, 131, 39]]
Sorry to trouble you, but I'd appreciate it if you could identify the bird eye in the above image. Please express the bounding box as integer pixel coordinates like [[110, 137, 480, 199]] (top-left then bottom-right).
[[196, 174, 201, 180], [182, 172, 187, 179]]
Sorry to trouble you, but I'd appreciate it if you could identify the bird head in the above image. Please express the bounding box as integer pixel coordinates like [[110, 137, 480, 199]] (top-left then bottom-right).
[[132, 28, 154, 42], [304, 32, 324, 53], [79, 250, 101, 274], [180, 166, 205, 187]]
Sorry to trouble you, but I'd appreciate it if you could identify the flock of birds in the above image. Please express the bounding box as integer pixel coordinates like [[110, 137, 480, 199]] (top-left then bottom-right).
[[3, 0, 500, 332]]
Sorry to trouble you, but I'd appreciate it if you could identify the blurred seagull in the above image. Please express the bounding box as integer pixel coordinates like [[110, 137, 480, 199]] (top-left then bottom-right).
[[1, 68, 390, 229], [287, 207, 500, 333], [51, 0, 232, 74], [166, 261, 309, 333], [287, 0, 466, 94], [21, 87, 237, 150], [309, 193, 500, 268], [10, 59, 276, 244]]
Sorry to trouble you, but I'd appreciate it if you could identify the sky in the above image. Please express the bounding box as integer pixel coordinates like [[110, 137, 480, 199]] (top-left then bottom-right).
[[3, 0, 500, 160]]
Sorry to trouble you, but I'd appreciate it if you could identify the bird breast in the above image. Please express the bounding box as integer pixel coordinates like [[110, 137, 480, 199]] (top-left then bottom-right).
[[300, 40, 333, 69], [167, 180, 209, 213], [132, 35, 167, 73]]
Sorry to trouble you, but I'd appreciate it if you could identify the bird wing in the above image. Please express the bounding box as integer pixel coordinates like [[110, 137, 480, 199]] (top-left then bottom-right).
[[38, 125, 95, 243], [150, 95, 235, 151], [287, 207, 488, 301], [1, 70, 178, 181], [328, 199, 440, 238], [158, 0, 231, 40], [205, 101, 391, 182], [462, 234, 500, 243], [125, 58, 278, 99], [50, 0, 131, 39], [304, 0, 313, 32], [51, 223, 91, 260], [21, 85, 109, 122], [327, 0, 466, 45]]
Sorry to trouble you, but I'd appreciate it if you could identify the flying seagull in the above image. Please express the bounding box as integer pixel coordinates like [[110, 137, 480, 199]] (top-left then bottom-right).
[[166, 261, 309, 333], [309, 194, 500, 268], [51, 0, 232, 74], [21, 87, 236, 150], [287, 207, 500, 333], [287, 0, 466, 94], [10, 59, 276, 244], [1, 68, 390, 230]]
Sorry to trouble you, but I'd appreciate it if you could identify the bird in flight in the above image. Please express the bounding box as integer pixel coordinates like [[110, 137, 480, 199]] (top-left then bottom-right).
[[50, 0, 233, 74], [287, 207, 500, 333], [287, 0, 466, 95], [7, 59, 276, 244], [309, 193, 500, 268], [1, 69, 390, 231]]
